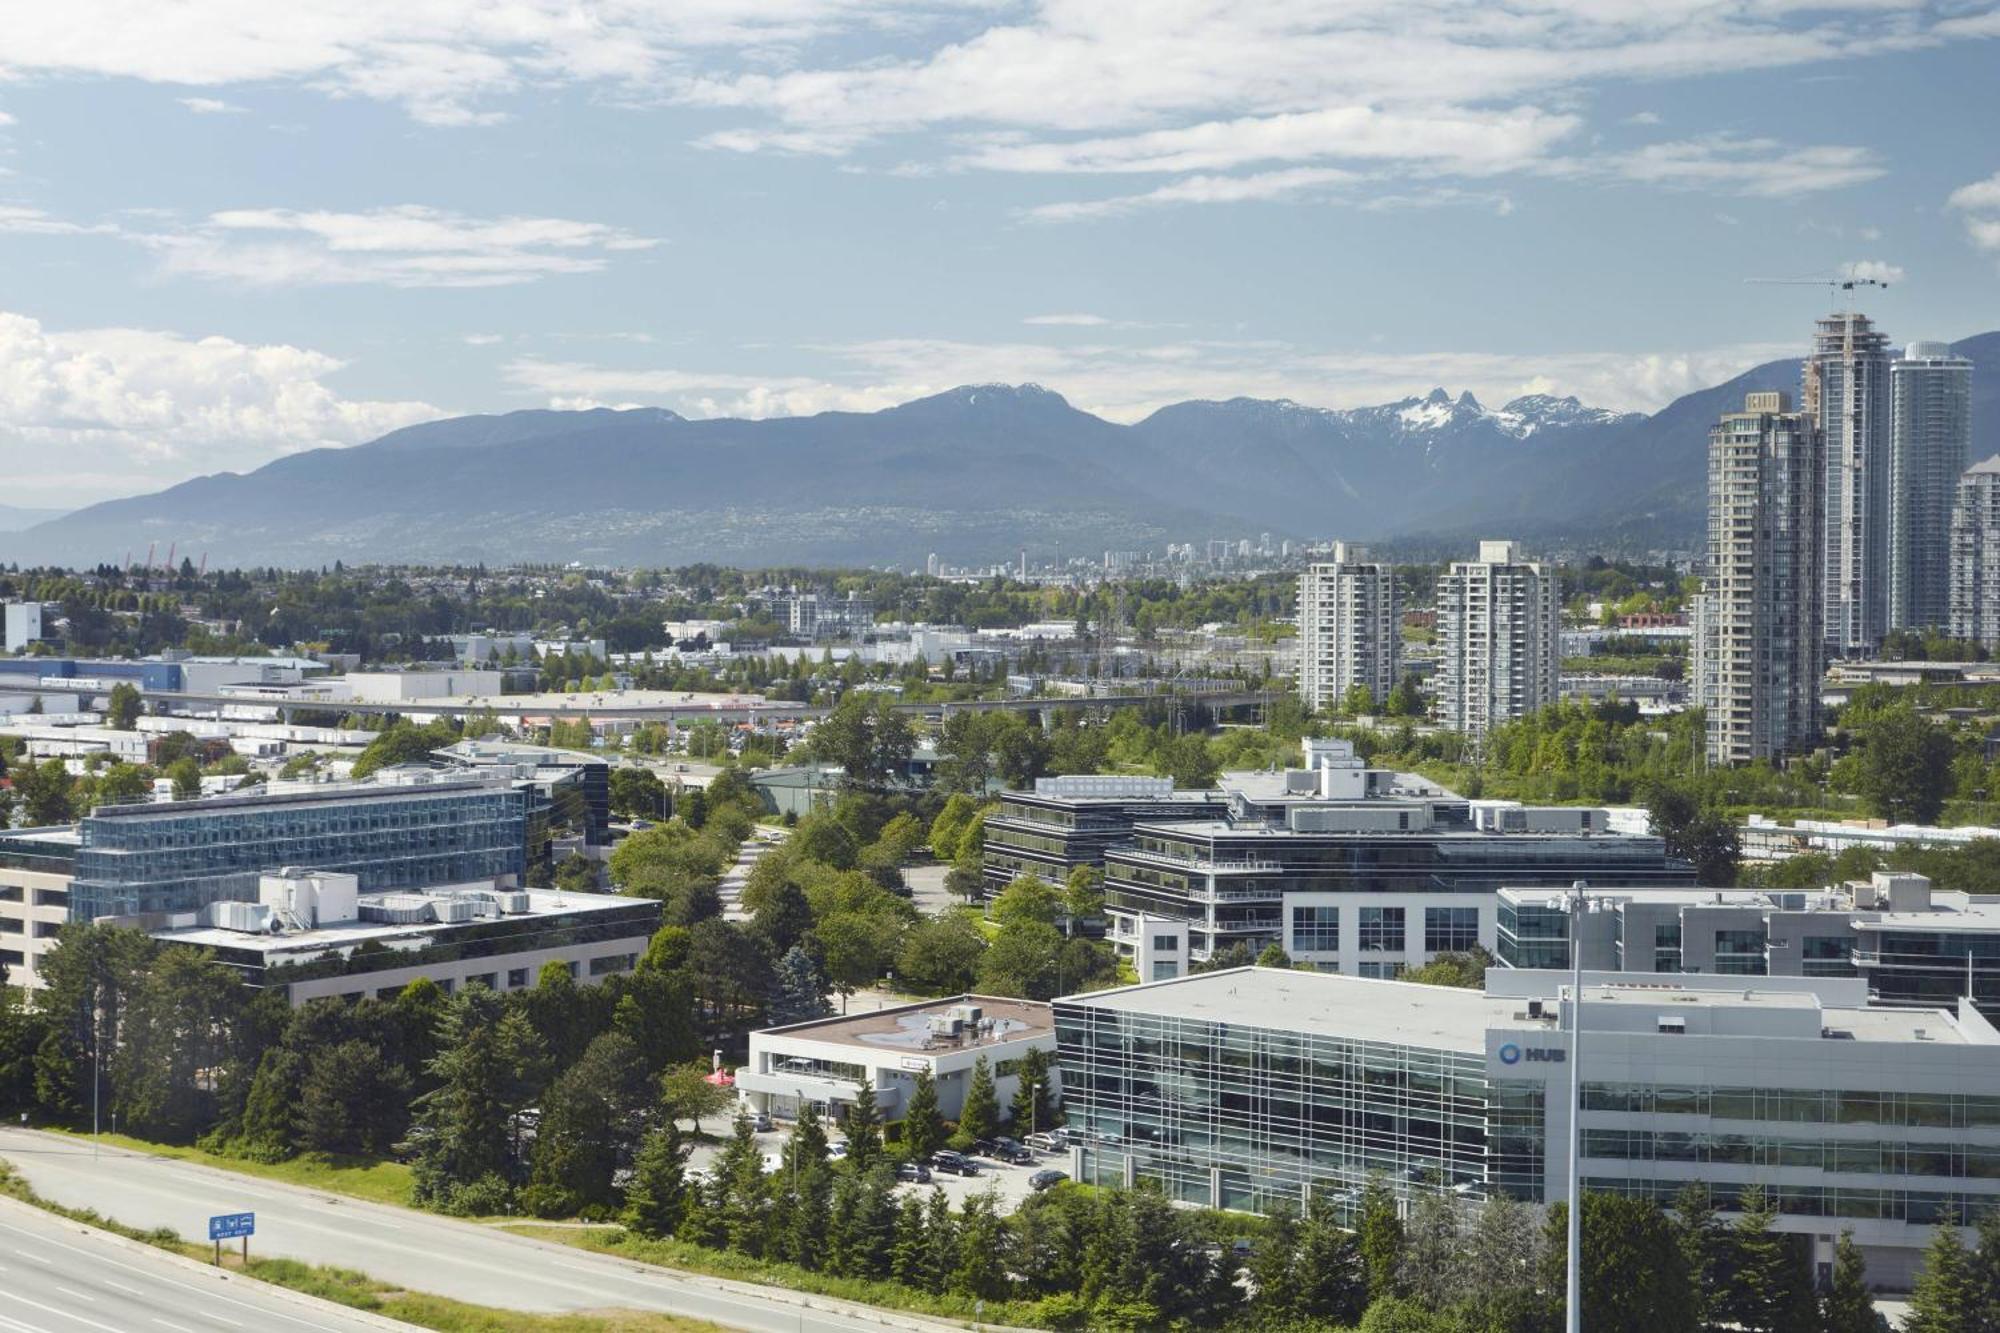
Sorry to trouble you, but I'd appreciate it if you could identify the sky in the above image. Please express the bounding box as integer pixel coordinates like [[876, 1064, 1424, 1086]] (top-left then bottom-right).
[[0, 1, 1997, 508]]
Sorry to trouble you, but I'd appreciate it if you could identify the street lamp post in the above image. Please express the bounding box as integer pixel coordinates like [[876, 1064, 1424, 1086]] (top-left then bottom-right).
[[1564, 879, 1587, 1333]]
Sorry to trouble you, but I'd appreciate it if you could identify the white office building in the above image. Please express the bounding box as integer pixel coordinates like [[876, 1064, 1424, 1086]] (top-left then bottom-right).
[[1890, 342, 1974, 632], [1295, 544, 1399, 713], [739, 996, 1055, 1128], [2, 602, 45, 652], [1434, 540, 1559, 738], [1701, 391, 1824, 765], [1952, 456, 2000, 648], [1808, 312, 1894, 656]]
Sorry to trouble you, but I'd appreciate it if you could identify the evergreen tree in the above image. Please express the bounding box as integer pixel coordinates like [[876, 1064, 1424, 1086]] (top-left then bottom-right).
[[1008, 1043, 1055, 1132], [1298, 1191, 1369, 1325], [1821, 1231, 1883, 1333], [1969, 1207, 2000, 1331], [959, 1054, 999, 1143], [844, 1077, 884, 1174], [1907, 1219, 1977, 1333], [825, 1170, 863, 1276], [921, 1187, 957, 1295], [778, 1100, 832, 1268], [851, 1166, 898, 1280], [622, 1121, 689, 1238], [1399, 1187, 1461, 1309], [1671, 1180, 1723, 1332], [767, 945, 831, 1026], [890, 1191, 928, 1287], [904, 1067, 945, 1161], [1723, 1184, 1817, 1333], [1250, 1203, 1305, 1321], [952, 1190, 1010, 1300], [714, 1109, 770, 1256], [1358, 1174, 1406, 1304]]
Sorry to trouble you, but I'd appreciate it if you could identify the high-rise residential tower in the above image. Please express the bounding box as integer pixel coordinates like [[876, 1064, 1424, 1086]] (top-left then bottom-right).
[[1951, 457, 2000, 649], [1295, 543, 1399, 712], [1702, 391, 1825, 766], [1435, 540, 1559, 739], [1806, 311, 1893, 657], [1889, 341, 1975, 632]]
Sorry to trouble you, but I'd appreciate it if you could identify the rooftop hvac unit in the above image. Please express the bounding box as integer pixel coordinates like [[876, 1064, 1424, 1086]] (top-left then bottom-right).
[[359, 894, 436, 925], [495, 891, 531, 913], [926, 1015, 962, 1040], [950, 1003, 984, 1025], [209, 900, 274, 934], [429, 898, 474, 923]]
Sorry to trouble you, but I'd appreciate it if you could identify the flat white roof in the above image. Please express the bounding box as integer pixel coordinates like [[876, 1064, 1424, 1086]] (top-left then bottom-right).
[[156, 889, 649, 955], [1063, 968, 1513, 1050]]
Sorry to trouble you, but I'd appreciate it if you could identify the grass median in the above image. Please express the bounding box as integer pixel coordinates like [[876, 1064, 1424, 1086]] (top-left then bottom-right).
[[45, 1127, 416, 1207]]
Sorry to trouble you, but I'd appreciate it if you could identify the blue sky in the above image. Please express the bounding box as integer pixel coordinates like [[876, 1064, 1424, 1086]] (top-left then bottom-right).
[[1, 1, 1997, 507]]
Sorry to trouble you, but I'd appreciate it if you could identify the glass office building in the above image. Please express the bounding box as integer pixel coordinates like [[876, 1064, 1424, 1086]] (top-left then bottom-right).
[[1055, 968, 1530, 1218], [1058, 966, 2000, 1289], [68, 780, 528, 919]]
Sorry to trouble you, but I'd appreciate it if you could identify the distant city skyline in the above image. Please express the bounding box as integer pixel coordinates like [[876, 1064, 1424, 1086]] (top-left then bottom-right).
[[0, 2, 1997, 506]]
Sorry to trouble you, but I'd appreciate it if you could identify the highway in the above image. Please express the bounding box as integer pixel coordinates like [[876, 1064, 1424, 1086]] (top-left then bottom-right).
[[0, 1128, 971, 1333], [0, 1192, 401, 1333], [0, 677, 1275, 724]]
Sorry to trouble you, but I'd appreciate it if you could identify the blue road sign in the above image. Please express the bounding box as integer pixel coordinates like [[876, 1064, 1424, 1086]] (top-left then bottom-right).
[[208, 1212, 255, 1241]]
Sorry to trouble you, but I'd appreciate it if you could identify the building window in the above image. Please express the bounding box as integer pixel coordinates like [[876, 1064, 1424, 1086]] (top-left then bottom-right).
[[1714, 929, 1768, 976], [589, 953, 634, 977], [1358, 961, 1404, 979], [1150, 961, 1178, 981], [1424, 906, 1479, 953], [1151, 935, 1179, 953], [1359, 906, 1405, 953], [32, 888, 67, 908], [507, 968, 530, 989], [1292, 905, 1339, 952]]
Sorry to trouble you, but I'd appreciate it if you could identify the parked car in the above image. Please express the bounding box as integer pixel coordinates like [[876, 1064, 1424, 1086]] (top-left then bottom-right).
[[748, 1111, 774, 1132], [1023, 1131, 1067, 1153], [930, 1150, 980, 1176], [1028, 1169, 1069, 1192], [828, 1140, 849, 1159], [895, 1161, 932, 1184], [979, 1137, 1034, 1164]]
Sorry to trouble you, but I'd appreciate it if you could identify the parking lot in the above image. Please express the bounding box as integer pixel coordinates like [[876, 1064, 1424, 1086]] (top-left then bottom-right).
[[684, 1126, 1068, 1213]]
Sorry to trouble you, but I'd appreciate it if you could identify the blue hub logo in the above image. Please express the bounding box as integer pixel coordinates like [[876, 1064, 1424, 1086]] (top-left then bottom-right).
[[1498, 1042, 1522, 1065]]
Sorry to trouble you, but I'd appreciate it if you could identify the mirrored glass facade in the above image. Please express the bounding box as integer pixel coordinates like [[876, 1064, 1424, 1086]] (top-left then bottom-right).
[[70, 783, 527, 919], [1053, 997, 1529, 1218]]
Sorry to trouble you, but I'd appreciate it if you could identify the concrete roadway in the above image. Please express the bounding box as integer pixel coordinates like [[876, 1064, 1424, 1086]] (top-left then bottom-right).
[[0, 1192, 401, 1333], [0, 1128, 970, 1333]]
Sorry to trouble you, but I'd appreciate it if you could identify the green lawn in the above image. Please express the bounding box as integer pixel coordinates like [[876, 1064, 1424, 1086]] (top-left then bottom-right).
[[46, 1128, 415, 1208]]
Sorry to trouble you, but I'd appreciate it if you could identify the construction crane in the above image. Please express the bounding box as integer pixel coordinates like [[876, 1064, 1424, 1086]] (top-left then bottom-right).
[[1745, 274, 1890, 308]]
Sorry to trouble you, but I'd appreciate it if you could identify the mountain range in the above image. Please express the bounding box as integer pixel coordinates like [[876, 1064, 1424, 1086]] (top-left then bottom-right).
[[7, 331, 1995, 569]]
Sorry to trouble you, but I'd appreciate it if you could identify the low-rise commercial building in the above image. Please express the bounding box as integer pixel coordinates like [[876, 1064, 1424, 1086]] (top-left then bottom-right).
[[981, 775, 1227, 898], [1056, 966, 2000, 1288], [147, 870, 658, 1005], [0, 828, 80, 983], [1095, 739, 1689, 965], [739, 996, 1055, 1129]]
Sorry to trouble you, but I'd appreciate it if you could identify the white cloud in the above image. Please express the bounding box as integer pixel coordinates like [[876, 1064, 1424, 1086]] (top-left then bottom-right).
[[1609, 135, 1884, 196], [1842, 259, 1905, 284], [1023, 313, 1111, 326], [1949, 172, 2000, 255], [0, 111, 14, 127], [0, 206, 119, 237], [0, 1, 976, 126], [1626, 111, 1664, 125], [178, 96, 245, 114], [0, 308, 440, 506], [503, 332, 1798, 427], [960, 105, 1579, 177], [462, 333, 505, 346], [1025, 166, 1359, 222], [131, 205, 660, 289]]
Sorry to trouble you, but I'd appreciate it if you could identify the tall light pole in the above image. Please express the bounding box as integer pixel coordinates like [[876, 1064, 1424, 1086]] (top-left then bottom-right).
[[1564, 879, 1587, 1333]]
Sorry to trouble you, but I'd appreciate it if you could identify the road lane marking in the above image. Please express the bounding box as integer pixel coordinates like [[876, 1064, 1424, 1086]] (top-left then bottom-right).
[[5, 1290, 128, 1333], [53, 1286, 94, 1302], [101, 1279, 141, 1296], [153, 1321, 194, 1333]]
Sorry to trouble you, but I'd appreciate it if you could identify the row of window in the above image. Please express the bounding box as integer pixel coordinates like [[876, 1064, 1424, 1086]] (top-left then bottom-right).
[[1288, 904, 1479, 954], [1583, 1082, 2000, 1129], [1583, 1128, 2000, 1178]]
